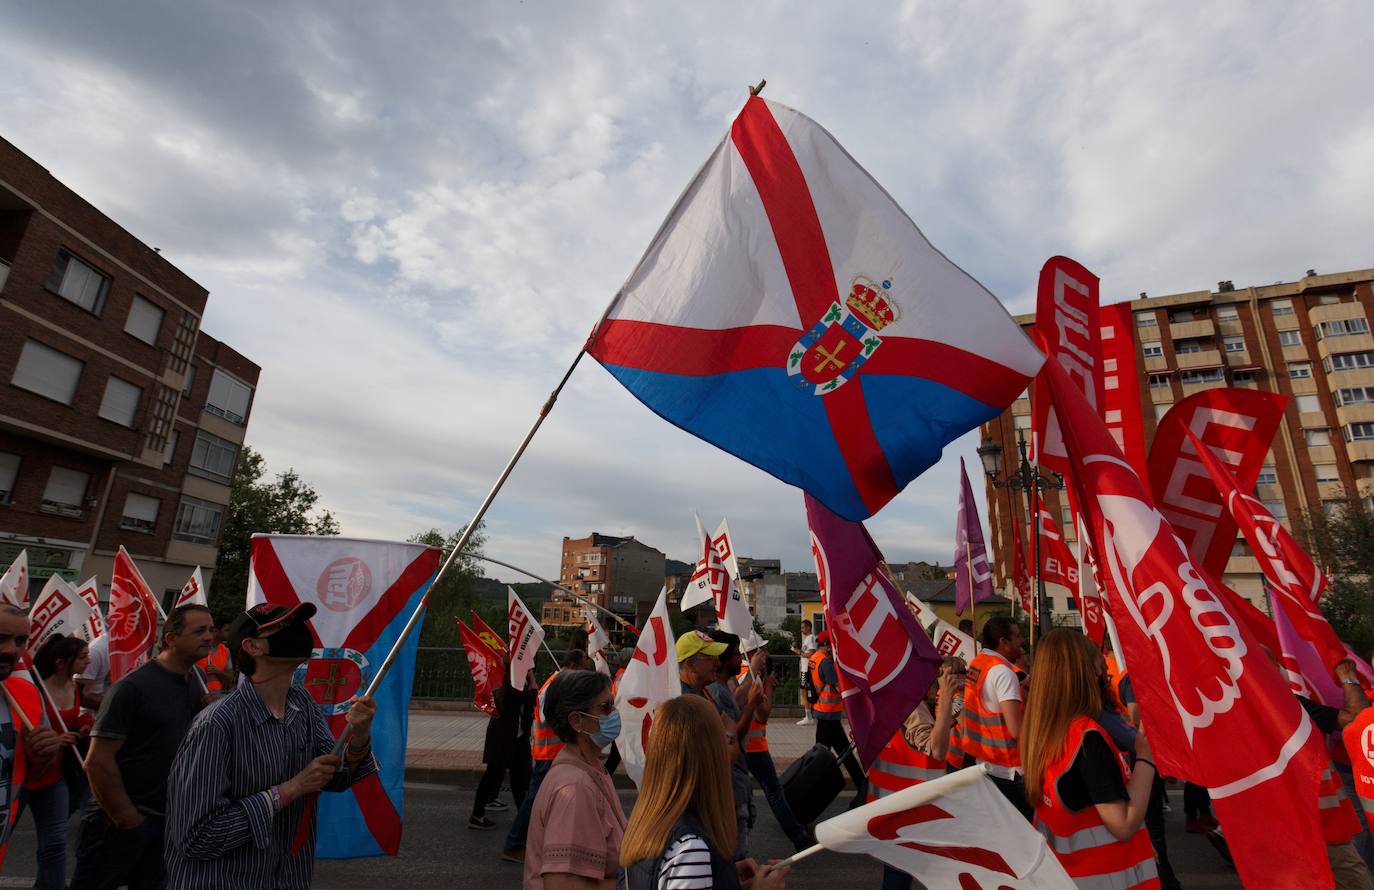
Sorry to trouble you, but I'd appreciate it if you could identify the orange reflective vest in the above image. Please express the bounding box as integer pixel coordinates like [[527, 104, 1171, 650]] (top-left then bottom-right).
[[735, 664, 768, 753], [1344, 707, 1374, 820], [866, 728, 945, 803], [812, 652, 842, 716], [1034, 716, 1160, 889], [531, 673, 564, 762], [0, 676, 44, 871], [1104, 654, 1129, 715], [1318, 760, 1361, 844], [197, 643, 231, 692], [961, 652, 1021, 770]]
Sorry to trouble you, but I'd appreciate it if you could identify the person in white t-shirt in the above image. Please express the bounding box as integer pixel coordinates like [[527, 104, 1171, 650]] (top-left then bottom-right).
[[792, 620, 818, 726], [76, 634, 109, 712]]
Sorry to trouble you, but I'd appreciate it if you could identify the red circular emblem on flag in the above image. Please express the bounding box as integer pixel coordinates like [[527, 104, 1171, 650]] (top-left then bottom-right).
[[316, 558, 371, 612], [303, 650, 366, 714]]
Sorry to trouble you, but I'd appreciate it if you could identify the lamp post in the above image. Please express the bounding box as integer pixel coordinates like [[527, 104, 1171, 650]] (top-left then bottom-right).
[[977, 429, 1064, 640]]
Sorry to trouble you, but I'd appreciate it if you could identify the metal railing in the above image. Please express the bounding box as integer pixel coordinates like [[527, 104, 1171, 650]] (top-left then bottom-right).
[[411, 647, 808, 706]]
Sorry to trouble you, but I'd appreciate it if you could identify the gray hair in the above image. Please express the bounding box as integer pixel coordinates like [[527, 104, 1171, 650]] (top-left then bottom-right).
[[545, 670, 611, 743]]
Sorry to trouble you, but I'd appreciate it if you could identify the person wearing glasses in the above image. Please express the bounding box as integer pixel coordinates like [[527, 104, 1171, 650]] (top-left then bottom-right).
[[524, 670, 627, 889]]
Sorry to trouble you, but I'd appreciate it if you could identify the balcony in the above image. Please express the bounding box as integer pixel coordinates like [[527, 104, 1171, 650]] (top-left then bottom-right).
[[1337, 403, 1374, 427], [1328, 367, 1374, 389], [1169, 318, 1216, 340], [1143, 354, 1168, 373], [1317, 481, 1347, 500], [1300, 411, 1328, 428], [1175, 349, 1223, 370], [1309, 301, 1370, 327], [1318, 332, 1374, 359], [1225, 555, 1261, 575], [1347, 439, 1374, 463], [1224, 349, 1252, 367]]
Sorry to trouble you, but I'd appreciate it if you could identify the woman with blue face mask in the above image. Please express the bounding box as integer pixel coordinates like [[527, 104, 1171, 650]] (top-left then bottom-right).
[[524, 670, 627, 889]]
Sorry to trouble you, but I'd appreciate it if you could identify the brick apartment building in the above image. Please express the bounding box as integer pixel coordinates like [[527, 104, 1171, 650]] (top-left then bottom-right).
[[981, 267, 1374, 623], [0, 136, 259, 606], [542, 533, 665, 640]]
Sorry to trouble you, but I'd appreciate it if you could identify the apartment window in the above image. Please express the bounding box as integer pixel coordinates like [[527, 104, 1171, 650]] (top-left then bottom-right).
[[98, 377, 142, 428], [1169, 309, 1202, 323], [1223, 336, 1246, 353], [173, 496, 224, 544], [1327, 351, 1374, 372], [1135, 313, 1157, 328], [41, 467, 89, 516], [1232, 371, 1257, 384], [1336, 387, 1374, 406], [1149, 374, 1170, 388], [182, 365, 196, 398], [1142, 341, 1163, 357], [1175, 339, 1204, 354], [1316, 318, 1370, 339], [1288, 362, 1312, 380], [1346, 422, 1374, 442], [12, 340, 83, 404], [1306, 428, 1332, 447], [205, 369, 252, 424], [168, 311, 198, 375], [189, 431, 238, 483], [45, 250, 110, 315], [124, 295, 164, 345], [164, 429, 179, 466], [119, 493, 160, 533], [1180, 369, 1223, 384], [1060, 505, 1073, 528], [1296, 394, 1321, 413], [0, 453, 17, 505], [144, 384, 177, 453], [1262, 500, 1288, 520], [1315, 464, 1340, 483], [1216, 306, 1239, 321], [1271, 299, 1295, 317], [1278, 330, 1302, 347], [1255, 468, 1278, 485], [1232, 539, 1251, 557]]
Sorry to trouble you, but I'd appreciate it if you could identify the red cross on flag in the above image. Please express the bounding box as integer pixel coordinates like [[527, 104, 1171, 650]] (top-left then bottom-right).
[[108, 546, 162, 683], [175, 566, 207, 608]]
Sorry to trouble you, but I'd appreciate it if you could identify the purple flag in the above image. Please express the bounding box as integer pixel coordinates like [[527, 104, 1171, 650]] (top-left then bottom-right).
[[805, 493, 943, 766], [953, 457, 996, 615]]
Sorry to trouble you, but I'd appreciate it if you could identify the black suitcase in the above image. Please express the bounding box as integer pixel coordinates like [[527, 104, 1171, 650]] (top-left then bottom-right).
[[780, 743, 847, 825]]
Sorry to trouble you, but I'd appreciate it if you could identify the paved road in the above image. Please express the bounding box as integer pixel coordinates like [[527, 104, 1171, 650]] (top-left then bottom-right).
[[0, 781, 1243, 887]]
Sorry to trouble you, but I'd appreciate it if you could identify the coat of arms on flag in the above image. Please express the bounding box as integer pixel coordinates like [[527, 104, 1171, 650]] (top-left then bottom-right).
[[247, 534, 440, 858]]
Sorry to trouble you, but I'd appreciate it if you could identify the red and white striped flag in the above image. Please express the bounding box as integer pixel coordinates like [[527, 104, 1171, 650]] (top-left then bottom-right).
[[507, 587, 543, 691], [175, 566, 207, 608], [108, 546, 162, 682]]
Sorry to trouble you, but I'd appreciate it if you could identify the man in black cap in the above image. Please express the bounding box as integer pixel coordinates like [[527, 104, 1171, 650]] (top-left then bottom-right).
[[163, 602, 379, 890]]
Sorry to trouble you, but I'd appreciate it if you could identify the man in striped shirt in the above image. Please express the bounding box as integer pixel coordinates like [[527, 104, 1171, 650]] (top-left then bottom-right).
[[163, 602, 378, 890]]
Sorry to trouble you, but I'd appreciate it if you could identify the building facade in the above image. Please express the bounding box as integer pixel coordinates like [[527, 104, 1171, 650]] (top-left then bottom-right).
[[0, 137, 258, 606], [981, 267, 1374, 622], [542, 532, 666, 636]]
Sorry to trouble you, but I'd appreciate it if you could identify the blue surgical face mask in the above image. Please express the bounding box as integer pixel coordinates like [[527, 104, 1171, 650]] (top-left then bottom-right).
[[577, 709, 622, 748]]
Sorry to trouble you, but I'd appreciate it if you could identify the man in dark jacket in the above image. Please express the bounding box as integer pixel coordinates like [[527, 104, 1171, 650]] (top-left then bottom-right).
[[469, 663, 535, 830]]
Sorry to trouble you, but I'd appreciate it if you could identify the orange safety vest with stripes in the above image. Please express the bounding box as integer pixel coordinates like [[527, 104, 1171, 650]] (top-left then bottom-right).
[[866, 727, 945, 803], [1104, 654, 1129, 715], [811, 651, 842, 716], [1344, 707, 1374, 822], [735, 663, 768, 753], [1318, 759, 1361, 844], [197, 643, 231, 692], [960, 651, 1021, 770], [1034, 717, 1160, 890], [0, 677, 44, 871], [531, 673, 564, 762]]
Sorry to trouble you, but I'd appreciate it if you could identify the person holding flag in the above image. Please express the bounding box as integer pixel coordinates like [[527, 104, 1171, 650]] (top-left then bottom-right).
[[960, 616, 1031, 819], [734, 640, 811, 854], [163, 602, 379, 889], [706, 631, 766, 860], [811, 632, 868, 807], [0, 604, 59, 873], [470, 657, 535, 831]]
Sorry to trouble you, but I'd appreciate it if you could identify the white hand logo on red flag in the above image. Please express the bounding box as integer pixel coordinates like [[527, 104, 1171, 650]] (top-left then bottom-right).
[[108, 546, 162, 682], [457, 619, 502, 717]]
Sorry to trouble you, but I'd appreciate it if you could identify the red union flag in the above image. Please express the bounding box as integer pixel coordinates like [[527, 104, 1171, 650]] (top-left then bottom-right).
[[1147, 388, 1287, 582], [1099, 302, 1148, 477], [1011, 518, 1033, 617], [1041, 358, 1330, 890], [1031, 256, 1102, 476], [507, 587, 544, 691], [813, 766, 1074, 887], [1034, 493, 1079, 593], [615, 589, 680, 786], [806, 493, 942, 767], [469, 610, 507, 658], [457, 619, 502, 717], [108, 546, 162, 682]]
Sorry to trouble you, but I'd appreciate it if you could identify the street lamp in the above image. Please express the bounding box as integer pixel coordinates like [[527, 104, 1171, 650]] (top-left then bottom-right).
[[977, 430, 1064, 638]]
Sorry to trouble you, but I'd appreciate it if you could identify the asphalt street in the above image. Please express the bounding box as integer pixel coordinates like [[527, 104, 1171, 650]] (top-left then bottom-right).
[[0, 780, 1244, 888]]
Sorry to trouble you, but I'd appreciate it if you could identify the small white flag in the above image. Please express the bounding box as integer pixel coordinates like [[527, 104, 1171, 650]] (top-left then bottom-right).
[[685, 514, 760, 648], [507, 586, 544, 691], [176, 566, 207, 608], [28, 575, 95, 649], [0, 550, 29, 609], [74, 576, 106, 639], [615, 588, 680, 786]]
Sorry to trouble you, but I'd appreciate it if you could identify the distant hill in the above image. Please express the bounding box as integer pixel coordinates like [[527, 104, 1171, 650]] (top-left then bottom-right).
[[473, 577, 549, 603]]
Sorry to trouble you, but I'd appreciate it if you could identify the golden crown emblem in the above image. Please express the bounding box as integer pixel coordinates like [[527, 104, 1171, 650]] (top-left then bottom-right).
[[846, 275, 899, 331]]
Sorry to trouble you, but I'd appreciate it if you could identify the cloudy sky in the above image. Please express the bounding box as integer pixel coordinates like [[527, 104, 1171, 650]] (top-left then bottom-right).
[[3, 2, 1371, 580]]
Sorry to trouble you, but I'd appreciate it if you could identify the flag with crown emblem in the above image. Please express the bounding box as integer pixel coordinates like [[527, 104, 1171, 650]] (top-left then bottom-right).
[[587, 96, 1043, 520], [247, 534, 440, 859]]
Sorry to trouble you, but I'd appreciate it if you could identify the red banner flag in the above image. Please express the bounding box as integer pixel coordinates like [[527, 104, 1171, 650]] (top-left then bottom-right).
[[1041, 357, 1330, 890], [1011, 515, 1033, 618], [1031, 256, 1102, 476], [470, 610, 507, 658], [457, 619, 502, 717], [1034, 493, 1079, 594], [108, 546, 162, 683], [1189, 431, 1346, 675], [1147, 388, 1287, 583], [1099, 302, 1148, 477]]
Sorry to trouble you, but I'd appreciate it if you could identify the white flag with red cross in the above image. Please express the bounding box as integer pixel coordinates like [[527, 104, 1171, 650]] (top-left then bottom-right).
[[507, 587, 544, 691], [175, 566, 207, 608], [814, 765, 1074, 887], [615, 588, 680, 786], [246, 533, 440, 859], [0, 550, 29, 609]]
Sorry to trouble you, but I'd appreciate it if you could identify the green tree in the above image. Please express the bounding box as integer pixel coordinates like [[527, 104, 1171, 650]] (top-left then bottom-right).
[[409, 524, 487, 648], [1296, 500, 1374, 658], [209, 446, 339, 619]]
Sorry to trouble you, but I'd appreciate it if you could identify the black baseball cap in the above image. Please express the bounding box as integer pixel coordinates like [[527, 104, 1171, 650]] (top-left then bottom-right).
[[228, 602, 317, 655]]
